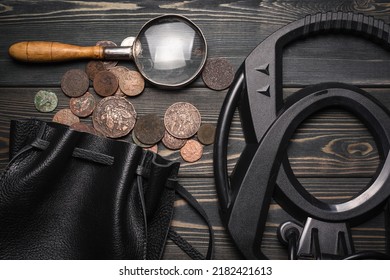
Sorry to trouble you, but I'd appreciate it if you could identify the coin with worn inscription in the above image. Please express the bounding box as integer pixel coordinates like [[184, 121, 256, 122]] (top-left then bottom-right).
[[96, 40, 118, 69], [108, 66, 130, 96], [132, 132, 152, 148], [69, 91, 96, 117], [34, 90, 58, 113], [92, 96, 137, 138], [202, 58, 234, 91], [164, 102, 201, 139], [134, 114, 165, 145], [162, 130, 187, 150], [93, 70, 119, 97], [197, 123, 216, 145], [119, 70, 145, 97], [180, 139, 203, 163], [109, 66, 129, 79], [70, 122, 101, 136], [52, 109, 80, 126], [61, 69, 90, 97], [85, 61, 105, 81]]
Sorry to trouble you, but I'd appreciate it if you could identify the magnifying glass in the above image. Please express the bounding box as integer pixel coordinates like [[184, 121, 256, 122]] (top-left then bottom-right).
[[8, 14, 207, 89]]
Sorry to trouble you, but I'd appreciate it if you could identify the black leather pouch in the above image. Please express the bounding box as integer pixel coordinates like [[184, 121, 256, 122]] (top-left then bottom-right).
[[0, 119, 181, 259]]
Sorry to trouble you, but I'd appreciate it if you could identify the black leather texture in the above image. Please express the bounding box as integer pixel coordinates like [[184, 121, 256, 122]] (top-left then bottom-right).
[[0, 119, 180, 259]]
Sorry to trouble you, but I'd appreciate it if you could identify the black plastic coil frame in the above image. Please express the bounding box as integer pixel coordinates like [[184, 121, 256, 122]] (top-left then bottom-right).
[[214, 12, 390, 259]]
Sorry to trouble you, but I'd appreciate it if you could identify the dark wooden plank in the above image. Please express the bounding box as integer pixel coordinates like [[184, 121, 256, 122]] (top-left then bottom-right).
[[1, 87, 389, 178], [0, 87, 223, 176], [288, 108, 380, 177], [2, 0, 390, 260], [2, 1, 390, 87], [165, 177, 387, 259]]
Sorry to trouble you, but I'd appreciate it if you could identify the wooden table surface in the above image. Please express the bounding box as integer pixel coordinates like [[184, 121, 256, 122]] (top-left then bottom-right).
[[1, 0, 390, 260]]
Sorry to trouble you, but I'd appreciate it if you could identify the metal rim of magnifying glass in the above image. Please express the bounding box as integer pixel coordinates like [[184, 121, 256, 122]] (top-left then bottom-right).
[[133, 14, 208, 89]]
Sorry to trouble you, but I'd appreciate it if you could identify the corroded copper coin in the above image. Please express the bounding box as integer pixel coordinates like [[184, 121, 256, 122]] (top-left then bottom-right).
[[180, 139, 203, 163], [119, 70, 145, 97], [162, 130, 187, 150], [34, 90, 58, 113], [61, 69, 89, 97], [96, 40, 118, 69], [92, 96, 137, 138], [93, 70, 119, 97], [70, 122, 101, 136], [109, 66, 129, 79], [197, 123, 216, 145], [52, 109, 80, 126], [132, 132, 152, 148], [201, 58, 234, 91], [108, 66, 129, 97], [134, 114, 165, 145], [164, 102, 201, 139], [69, 92, 96, 117], [85, 61, 105, 81]]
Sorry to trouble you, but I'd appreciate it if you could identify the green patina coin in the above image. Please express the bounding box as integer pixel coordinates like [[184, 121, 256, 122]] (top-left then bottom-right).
[[34, 90, 58, 113]]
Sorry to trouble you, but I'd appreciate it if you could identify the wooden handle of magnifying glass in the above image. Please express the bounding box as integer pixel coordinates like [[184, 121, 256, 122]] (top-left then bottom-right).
[[8, 41, 104, 62]]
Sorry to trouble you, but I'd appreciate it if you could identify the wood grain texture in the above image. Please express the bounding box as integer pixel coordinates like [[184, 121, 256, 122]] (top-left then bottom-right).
[[8, 41, 104, 62], [0, 87, 385, 178], [166, 178, 387, 259], [1, 0, 390, 260], [2, 0, 390, 87]]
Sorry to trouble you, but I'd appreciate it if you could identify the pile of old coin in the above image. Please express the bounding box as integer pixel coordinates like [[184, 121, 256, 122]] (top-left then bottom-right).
[[33, 41, 237, 162], [34, 41, 219, 162]]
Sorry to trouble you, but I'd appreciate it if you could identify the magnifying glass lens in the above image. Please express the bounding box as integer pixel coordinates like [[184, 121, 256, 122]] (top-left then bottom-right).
[[134, 15, 207, 88]]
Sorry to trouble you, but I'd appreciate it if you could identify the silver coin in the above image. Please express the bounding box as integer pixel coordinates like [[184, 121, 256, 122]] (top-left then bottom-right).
[[120, 36, 136, 47], [121, 36, 141, 57]]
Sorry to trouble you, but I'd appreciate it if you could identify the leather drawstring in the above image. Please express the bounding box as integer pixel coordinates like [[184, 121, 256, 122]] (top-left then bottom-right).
[[167, 179, 215, 260], [136, 175, 148, 260]]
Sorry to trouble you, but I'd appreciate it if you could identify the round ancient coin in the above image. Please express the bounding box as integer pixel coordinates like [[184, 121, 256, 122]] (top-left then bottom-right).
[[109, 66, 129, 79], [164, 102, 201, 139], [121, 36, 141, 57], [201, 57, 234, 91], [52, 109, 80, 126], [93, 70, 119, 97], [119, 70, 145, 97], [162, 130, 187, 150], [92, 96, 137, 138], [34, 90, 58, 113], [70, 122, 101, 136], [109, 66, 129, 96], [121, 36, 135, 47], [61, 69, 89, 97], [134, 114, 165, 145], [197, 123, 216, 145], [132, 132, 152, 148], [180, 139, 203, 163], [85, 60, 105, 81], [96, 40, 118, 69], [69, 91, 96, 117]]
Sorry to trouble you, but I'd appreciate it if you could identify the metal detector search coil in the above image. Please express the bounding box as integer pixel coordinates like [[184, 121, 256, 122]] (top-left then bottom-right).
[[214, 12, 390, 260]]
